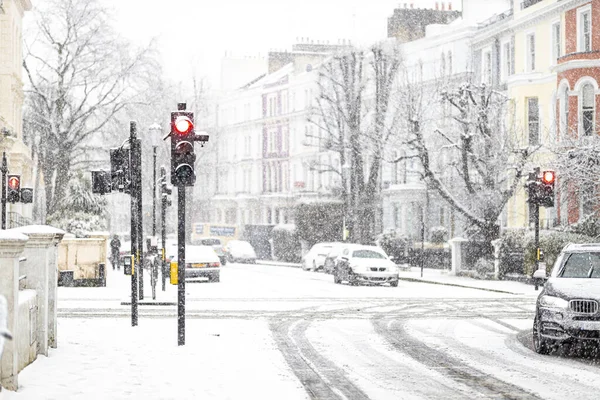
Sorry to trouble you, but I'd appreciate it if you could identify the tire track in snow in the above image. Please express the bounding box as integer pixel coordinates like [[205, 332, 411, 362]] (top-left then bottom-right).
[[269, 318, 370, 400], [372, 318, 544, 400]]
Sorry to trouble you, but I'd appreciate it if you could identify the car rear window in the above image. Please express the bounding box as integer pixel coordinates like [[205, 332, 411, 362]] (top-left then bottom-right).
[[352, 250, 386, 259], [560, 252, 600, 278]]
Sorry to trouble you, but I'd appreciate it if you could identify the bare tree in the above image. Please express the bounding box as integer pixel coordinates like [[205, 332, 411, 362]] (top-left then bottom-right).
[[309, 44, 402, 243], [396, 79, 534, 244], [23, 0, 158, 218]]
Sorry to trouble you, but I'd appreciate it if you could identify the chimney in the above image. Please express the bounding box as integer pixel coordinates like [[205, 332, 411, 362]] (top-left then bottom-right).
[[448, 2, 452, 10], [435, 2, 439, 10], [410, 3, 414, 8], [442, 2, 445, 10]]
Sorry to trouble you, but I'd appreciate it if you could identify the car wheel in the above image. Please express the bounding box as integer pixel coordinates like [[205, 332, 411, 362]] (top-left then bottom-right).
[[390, 280, 399, 287], [349, 273, 359, 286], [533, 315, 552, 355], [221, 258, 227, 266], [210, 272, 220, 283]]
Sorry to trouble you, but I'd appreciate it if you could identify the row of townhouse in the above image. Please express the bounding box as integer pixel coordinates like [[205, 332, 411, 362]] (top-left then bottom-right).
[[200, 41, 350, 228], [382, 0, 600, 240], [200, 0, 600, 241]]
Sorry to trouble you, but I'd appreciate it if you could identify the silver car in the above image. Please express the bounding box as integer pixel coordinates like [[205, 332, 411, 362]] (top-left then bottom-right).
[[333, 245, 399, 287], [533, 243, 600, 354]]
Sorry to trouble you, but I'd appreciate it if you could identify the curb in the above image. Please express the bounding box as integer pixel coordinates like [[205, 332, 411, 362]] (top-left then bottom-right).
[[397, 276, 522, 295], [257, 260, 302, 268]]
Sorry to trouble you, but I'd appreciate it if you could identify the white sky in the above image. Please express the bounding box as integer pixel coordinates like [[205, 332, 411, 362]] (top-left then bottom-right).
[[101, 0, 462, 88]]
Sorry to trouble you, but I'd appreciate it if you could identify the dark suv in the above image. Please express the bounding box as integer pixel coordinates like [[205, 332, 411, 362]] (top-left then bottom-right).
[[533, 243, 600, 354]]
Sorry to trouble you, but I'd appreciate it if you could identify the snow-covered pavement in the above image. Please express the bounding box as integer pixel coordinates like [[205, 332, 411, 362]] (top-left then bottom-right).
[[5, 262, 600, 399]]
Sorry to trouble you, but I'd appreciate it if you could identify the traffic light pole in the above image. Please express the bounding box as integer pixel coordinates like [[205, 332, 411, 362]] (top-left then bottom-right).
[[152, 147, 157, 237], [130, 122, 139, 326], [177, 185, 186, 346], [161, 167, 167, 292], [1, 152, 7, 230], [137, 142, 144, 301], [534, 203, 540, 273]]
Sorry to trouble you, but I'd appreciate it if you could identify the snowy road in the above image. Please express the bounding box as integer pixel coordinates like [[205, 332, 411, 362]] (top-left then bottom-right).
[[7, 262, 600, 400]]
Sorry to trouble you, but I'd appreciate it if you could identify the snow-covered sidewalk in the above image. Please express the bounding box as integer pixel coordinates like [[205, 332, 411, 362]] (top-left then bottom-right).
[[397, 267, 537, 295], [5, 318, 307, 400]]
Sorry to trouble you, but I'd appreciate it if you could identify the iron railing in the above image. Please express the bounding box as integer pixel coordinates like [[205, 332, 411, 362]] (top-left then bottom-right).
[[8, 212, 32, 228]]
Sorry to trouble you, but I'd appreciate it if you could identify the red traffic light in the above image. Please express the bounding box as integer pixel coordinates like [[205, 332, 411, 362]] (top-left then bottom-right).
[[174, 116, 193, 135], [542, 171, 555, 185], [8, 175, 20, 190]]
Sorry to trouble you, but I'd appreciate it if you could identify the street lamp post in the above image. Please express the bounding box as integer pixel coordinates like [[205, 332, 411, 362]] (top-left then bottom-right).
[[149, 123, 162, 241]]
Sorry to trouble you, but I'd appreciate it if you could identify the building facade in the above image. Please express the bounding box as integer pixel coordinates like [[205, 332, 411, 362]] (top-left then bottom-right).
[[209, 41, 347, 228], [0, 0, 33, 226]]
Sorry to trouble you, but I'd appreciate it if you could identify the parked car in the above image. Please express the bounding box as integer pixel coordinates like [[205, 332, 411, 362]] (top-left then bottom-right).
[[171, 245, 221, 283], [193, 237, 228, 265], [323, 242, 347, 274], [303, 242, 335, 271], [227, 240, 257, 264], [333, 245, 399, 287], [533, 243, 600, 354]]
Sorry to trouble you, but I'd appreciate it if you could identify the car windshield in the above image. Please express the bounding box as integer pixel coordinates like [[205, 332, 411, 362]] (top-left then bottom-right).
[[352, 250, 386, 259], [559, 252, 600, 278]]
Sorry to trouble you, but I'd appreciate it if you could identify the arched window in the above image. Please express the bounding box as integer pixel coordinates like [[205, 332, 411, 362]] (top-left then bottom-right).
[[581, 83, 595, 136]]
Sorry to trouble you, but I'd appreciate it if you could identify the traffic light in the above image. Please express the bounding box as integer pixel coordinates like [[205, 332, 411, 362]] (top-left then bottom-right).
[[526, 169, 556, 208], [170, 110, 196, 186], [7, 175, 20, 203], [20, 188, 33, 204], [539, 170, 555, 208], [110, 148, 131, 193], [91, 170, 112, 195], [161, 177, 173, 207]]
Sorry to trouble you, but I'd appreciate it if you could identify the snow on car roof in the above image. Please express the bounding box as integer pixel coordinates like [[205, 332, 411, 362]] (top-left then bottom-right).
[[171, 245, 219, 263]]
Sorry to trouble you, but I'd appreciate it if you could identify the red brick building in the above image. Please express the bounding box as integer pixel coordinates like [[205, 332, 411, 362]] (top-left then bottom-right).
[[556, 0, 600, 224]]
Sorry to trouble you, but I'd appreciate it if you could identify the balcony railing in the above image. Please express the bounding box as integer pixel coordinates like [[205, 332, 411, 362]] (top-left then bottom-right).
[[521, 0, 543, 9], [8, 212, 32, 228]]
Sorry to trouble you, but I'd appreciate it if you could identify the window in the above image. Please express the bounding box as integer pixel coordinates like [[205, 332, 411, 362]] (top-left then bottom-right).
[[269, 129, 277, 153], [482, 51, 492, 85], [526, 33, 536, 72], [282, 127, 289, 153], [559, 85, 569, 138], [528, 97, 540, 145], [440, 53, 446, 75], [502, 42, 511, 80], [579, 8, 592, 52], [552, 22, 561, 62], [244, 136, 251, 156], [581, 84, 595, 136]]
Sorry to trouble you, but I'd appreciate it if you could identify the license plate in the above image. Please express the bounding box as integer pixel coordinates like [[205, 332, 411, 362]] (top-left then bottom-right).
[[191, 263, 207, 268]]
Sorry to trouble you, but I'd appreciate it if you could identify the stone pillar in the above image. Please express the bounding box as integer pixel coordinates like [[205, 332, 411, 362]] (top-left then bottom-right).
[[13, 226, 65, 356], [0, 231, 28, 391], [491, 238, 502, 280], [48, 233, 64, 349], [449, 237, 468, 276]]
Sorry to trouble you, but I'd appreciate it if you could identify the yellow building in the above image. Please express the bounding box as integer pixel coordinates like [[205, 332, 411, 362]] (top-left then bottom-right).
[[505, 0, 570, 230], [474, 0, 575, 230], [0, 0, 34, 225]]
